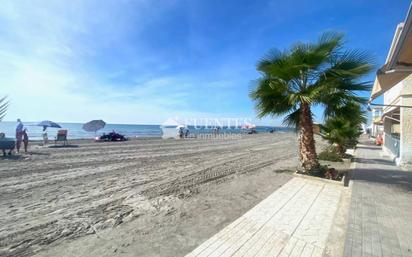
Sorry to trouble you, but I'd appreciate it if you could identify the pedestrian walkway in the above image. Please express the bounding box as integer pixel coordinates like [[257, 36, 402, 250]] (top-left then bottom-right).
[[344, 141, 412, 257], [185, 177, 345, 257]]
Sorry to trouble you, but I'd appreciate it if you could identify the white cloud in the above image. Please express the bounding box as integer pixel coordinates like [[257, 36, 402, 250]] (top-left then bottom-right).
[[0, 0, 283, 126], [0, 1, 188, 123]]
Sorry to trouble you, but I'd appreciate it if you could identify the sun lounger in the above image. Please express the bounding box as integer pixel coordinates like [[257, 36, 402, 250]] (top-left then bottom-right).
[[55, 130, 68, 146]]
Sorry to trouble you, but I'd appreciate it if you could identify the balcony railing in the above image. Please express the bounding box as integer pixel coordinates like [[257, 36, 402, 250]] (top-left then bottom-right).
[[384, 133, 400, 157]]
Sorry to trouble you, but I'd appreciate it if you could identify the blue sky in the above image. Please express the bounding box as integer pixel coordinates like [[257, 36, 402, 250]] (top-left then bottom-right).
[[0, 0, 411, 125]]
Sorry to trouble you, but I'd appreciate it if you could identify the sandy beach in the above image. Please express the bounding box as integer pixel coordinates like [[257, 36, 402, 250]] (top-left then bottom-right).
[[0, 133, 331, 257]]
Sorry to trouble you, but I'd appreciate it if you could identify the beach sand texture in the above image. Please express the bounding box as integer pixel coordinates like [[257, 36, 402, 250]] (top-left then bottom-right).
[[0, 133, 324, 257]]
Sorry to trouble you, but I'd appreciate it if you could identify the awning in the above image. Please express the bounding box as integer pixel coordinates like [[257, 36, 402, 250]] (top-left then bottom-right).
[[370, 4, 412, 101], [370, 69, 411, 100], [382, 107, 401, 123]]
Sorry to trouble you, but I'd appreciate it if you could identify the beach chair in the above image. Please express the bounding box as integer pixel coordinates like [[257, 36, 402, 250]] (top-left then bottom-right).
[[55, 130, 68, 146]]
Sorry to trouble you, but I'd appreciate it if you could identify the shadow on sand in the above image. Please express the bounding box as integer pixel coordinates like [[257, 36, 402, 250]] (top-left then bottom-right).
[[0, 155, 25, 160], [48, 144, 79, 149], [28, 151, 51, 156]]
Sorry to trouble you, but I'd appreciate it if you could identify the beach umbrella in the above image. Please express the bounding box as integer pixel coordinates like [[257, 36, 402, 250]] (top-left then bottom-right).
[[83, 120, 106, 133], [37, 120, 62, 128]]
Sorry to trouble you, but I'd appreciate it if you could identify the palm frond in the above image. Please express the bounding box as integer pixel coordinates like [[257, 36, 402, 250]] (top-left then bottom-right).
[[318, 49, 375, 81], [282, 108, 300, 129], [324, 101, 367, 125], [317, 31, 344, 51], [250, 78, 296, 118], [0, 96, 8, 122]]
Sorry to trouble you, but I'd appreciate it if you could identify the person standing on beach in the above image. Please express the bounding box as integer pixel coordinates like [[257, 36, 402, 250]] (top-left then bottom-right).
[[15, 119, 24, 153], [22, 129, 29, 153], [42, 126, 48, 145]]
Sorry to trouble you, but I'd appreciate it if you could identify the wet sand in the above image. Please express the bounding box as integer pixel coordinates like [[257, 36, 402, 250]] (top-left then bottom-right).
[[0, 133, 322, 257]]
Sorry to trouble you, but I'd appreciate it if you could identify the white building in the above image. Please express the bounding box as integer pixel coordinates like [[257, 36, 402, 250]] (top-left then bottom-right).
[[370, 4, 412, 166], [370, 107, 383, 138]]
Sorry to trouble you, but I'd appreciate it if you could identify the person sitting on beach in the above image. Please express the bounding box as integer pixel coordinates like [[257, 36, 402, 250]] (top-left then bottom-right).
[[0, 132, 13, 156], [16, 119, 24, 153], [23, 129, 29, 153]]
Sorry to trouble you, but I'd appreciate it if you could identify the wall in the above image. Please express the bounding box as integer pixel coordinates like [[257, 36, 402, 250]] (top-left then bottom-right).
[[392, 124, 401, 133], [382, 74, 412, 165], [382, 116, 395, 158], [400, 94, 412, 165], [371, 124, 383, 138], [384, 81, 403, 108], [400, 74, 412, 95]]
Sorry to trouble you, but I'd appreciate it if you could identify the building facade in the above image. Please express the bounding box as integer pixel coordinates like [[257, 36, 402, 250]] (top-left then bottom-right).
[[381, 75, 412, 164], [370, 107, 383, 138], [370, 5, 412, 166]]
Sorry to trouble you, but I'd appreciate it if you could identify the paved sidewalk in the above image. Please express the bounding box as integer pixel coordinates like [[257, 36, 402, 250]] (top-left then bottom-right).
[[185, 177, 345, 257], [344, 141, 412, 257]]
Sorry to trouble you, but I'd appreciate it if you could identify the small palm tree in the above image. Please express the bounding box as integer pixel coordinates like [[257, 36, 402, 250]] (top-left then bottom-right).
[[0, 96, 8, 121], [321, 102, 366, 155], [250, 32, 373, 172], [321, 118, 362, 155]]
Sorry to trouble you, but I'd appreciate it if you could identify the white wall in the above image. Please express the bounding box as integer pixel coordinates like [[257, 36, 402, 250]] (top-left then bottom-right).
[[400, 94, 412, 165], [382, 116, 394, 158], [382, 74, 412, 165], [384, 81, 403, 112]]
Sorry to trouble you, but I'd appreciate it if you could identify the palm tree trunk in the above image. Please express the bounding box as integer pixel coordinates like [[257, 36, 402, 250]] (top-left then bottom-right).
[[298, 103, 319, 172], [336, 144, 345, 156]]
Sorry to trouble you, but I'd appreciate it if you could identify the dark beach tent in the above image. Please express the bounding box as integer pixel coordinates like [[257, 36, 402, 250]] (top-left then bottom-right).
[[37, 120, 62, 128], [83, 120, 106, 133]]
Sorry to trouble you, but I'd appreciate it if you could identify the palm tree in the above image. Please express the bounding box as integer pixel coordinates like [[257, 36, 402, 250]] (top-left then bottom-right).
[[321, 118, 361, 155], [250, 32, 373, 172], [0, 96, 8, 122], [321, 102, 366, 155]]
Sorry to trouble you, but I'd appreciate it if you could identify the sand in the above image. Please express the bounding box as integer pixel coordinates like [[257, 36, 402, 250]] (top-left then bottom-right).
[[0, 133, 331, 257]]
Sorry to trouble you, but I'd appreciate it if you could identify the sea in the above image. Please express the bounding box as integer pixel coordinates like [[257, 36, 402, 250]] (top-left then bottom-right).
[[0, 121, 293, 140]]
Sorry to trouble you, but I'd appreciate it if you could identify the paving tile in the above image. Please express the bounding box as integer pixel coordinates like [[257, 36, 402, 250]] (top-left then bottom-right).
[[343, 141, 412, 257], [186, 178, 343, 257]]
